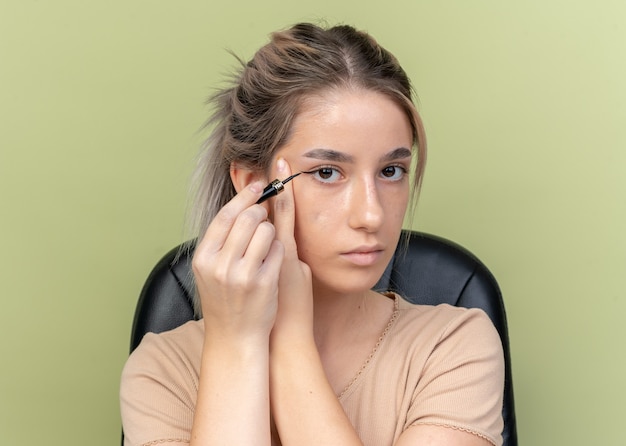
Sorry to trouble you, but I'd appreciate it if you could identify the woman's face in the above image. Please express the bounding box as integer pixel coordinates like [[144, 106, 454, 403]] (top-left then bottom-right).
[[272, 88, 414, 295]]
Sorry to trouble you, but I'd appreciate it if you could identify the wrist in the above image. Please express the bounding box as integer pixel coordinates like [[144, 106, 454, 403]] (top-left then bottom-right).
[[269, 333, 318, 366], [203, 331, 270, 364]]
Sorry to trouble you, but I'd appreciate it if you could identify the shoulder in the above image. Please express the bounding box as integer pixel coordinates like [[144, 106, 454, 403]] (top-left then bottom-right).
[[122, 319, 205, 389], [136, 318, 205, 351], [342, 295, 504, 445], [394, 296, 500, 350], [121, 318, 205, 395], [123, 320, 204, 374], [391, 296, 505, 445], [385, 296, 504, 385]]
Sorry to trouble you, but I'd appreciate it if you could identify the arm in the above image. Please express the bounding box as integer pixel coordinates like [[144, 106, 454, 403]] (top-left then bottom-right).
[[190, 181, 283, 446], [191, 337, 271, 446], [268, 159, 363, 446], [269, 338, 363, 446]]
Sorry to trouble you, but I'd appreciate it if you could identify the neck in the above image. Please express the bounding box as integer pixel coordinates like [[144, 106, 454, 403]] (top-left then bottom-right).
[[311, 283, 381, 350]]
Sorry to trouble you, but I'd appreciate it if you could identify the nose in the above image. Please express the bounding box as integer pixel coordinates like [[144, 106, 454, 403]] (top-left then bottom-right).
[[347, 177, 384, 232]]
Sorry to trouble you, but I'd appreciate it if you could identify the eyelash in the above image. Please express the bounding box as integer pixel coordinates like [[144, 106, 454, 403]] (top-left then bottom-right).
[[309, 165, 341, 183], [381, 164, 408, 181], [308, 164, 408, 184]]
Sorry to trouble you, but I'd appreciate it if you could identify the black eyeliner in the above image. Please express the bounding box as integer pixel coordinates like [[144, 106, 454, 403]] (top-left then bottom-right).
[[256, 171, 314, 204]]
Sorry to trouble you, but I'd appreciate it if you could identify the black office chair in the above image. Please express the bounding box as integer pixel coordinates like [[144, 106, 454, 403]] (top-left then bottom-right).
[[129, 229, 518, 446]]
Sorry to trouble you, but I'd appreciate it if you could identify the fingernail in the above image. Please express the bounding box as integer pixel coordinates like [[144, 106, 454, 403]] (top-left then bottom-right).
[[277, 158, 286, 172], [249, 181, 263, 193]]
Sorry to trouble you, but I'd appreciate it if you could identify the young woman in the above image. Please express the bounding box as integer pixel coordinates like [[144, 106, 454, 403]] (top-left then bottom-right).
[[121, 23, 504, 446]]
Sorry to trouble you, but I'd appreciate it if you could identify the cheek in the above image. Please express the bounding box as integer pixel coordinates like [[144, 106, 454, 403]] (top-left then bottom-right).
[[387, 195, 410, 223], [384, 183, 410, 218], [293, 194, 343, 257], [294, 206, 332, 247]]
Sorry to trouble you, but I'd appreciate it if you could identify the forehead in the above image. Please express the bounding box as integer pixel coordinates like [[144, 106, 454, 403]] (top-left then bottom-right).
[[284, 88, 414, 156], [297, 87, 408, 122]]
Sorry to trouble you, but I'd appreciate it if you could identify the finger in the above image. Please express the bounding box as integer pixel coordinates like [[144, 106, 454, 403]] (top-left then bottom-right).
[[272, 158, 297, 251], [240, 220, 276, 269], [220, 204, 270, 262], [258, 239, 285, 282], [198, 181, 264, 253]]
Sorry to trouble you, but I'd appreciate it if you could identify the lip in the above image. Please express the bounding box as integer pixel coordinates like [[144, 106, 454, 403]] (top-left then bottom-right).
[[339, 246, 385, 266]]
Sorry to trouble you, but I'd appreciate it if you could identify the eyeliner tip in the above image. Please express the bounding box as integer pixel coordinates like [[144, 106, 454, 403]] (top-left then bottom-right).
[[282, 171, 302, 184]]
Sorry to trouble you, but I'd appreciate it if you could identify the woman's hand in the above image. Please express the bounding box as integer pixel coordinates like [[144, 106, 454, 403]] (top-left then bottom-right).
[[190, 182, 281, 446], [268, 159, 363, 445], [270, 158, 314, 342], [191, 181, 285, 342]]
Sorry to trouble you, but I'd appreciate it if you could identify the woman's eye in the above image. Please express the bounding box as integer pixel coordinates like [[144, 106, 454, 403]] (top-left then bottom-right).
[[381, 165, 406, 180], [313, 167, 341, 183]]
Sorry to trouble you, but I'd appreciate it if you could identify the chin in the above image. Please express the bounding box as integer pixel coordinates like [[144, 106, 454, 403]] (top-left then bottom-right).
[[310, 264, 387, 296]]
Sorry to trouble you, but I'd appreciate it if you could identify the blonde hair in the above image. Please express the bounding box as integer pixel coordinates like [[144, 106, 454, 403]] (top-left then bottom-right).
[[186, 23, 427, 315]]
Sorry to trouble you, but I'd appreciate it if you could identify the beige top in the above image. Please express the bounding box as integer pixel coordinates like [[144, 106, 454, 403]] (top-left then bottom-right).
[[120, 295, 504, 446]]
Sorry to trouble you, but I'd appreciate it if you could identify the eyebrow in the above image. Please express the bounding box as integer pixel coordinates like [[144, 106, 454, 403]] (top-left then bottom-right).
[[380, 147, 413, 163], [303, 147, 412, 163], [303, 148, 354, 163]]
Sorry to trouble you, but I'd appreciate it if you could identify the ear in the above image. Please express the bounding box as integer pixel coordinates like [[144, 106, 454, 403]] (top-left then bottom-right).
[[230, 162, 267, 193]]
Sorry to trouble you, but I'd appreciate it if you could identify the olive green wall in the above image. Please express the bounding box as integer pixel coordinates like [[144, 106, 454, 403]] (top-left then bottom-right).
[[1, 1, 624, 445]]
